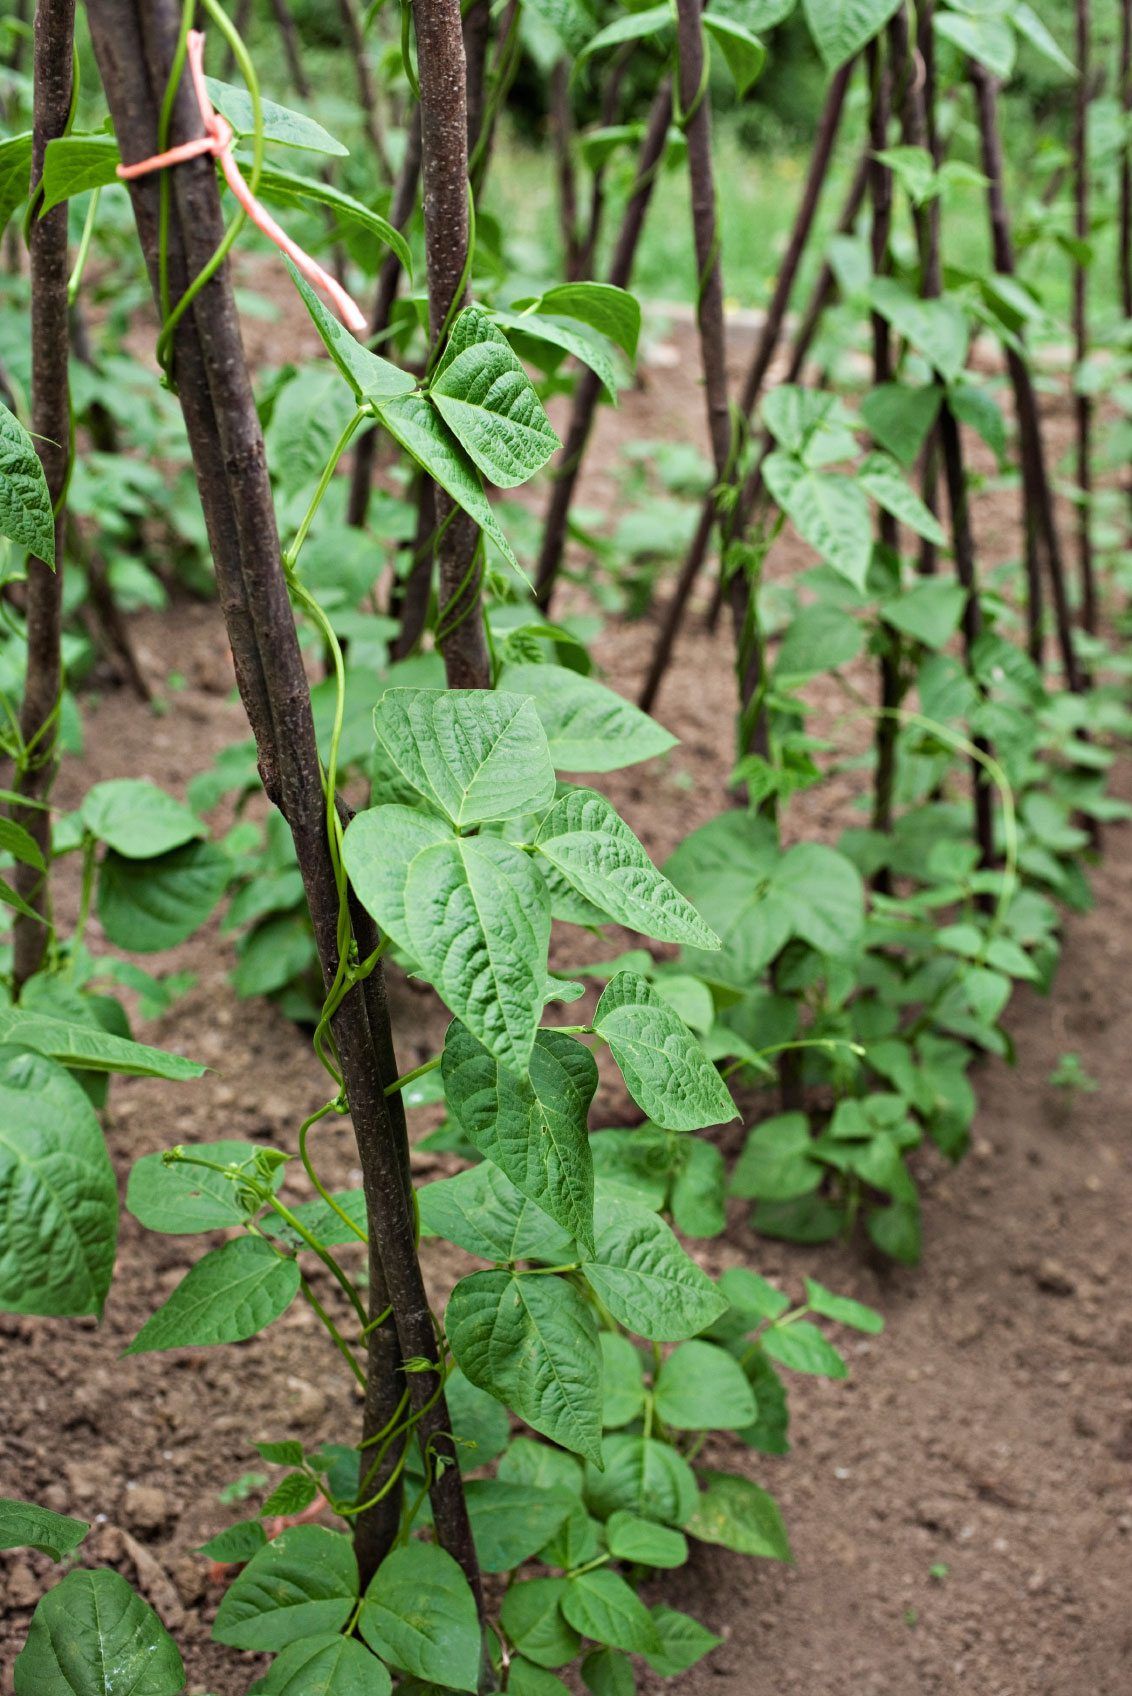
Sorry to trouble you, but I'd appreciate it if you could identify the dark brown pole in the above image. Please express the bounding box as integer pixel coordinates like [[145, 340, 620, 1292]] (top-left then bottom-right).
[[970, 61, 1081, 692], [337, 0, 392, 178], [270, 0, 311, 98], [11, 0, 74, 991], [906, 0, 944, 577], [1074, 0, 1097, 636], [534, 78, 674, 611], [550, 60, 583, 281], [85, 0, 484, 1609], [1121, 0, 1132, 317], [939, 403, 995, 871], [676, 0, 729, 478], [414, 0, 490, 687], [577, 44, 635, 279]]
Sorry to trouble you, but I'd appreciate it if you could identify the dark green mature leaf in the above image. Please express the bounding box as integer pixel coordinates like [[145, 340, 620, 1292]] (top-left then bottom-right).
[[39, 133, 120, 213], [443, 1022, 597, 1251], [203, 76, 349, 155], [582, 1646, 636, 1696], [509, 1660, 572, 1696], [126, 1237, 300, 1354], [417, 1161, 575, 1263], [0, 133, 33, 238], [431, 309, 559, 487], [576, 3, 674, 71], [772, 842, 865, 955], [582, 1192, 726, 1341], [605, 1511, 687, 1568], [498, 663, 677, 772], [592, 972, 736, 1132], [0, 1050, 117, 1318], [344, 805, 551, 1074], [880, 578, 967, 649], [0, 817, 45, 872], [763, 453, 872, 589], [934, 8, 1015, 77], [375, 392, 521, 571], [534, 789, 720, 949], [446, 1269, 603, 1463], [0, 1499, 88, 1561], [372, 687, 556, 825], [464, 1478, 572, 1571], [860, 382, 942, 467], [359, 1543, 480, 1691], [0, 1007, 203, 1079], [687, 1471, 792, 1560], [82, 780, 204, 859], [804, 1277, 884, 1333], [760, 1318, 847, 1377], [249, 1634, 390, 1696], [0, 398, 55, 565], [213, 1526, 358, 1651], [127, 1139, 284, 1234], [286, 262, 415, 405], [803, 0, 900, 67], [670, 1136, 727, 1239], [501, 1578, 581, 1669], [643, 1606, 722, 1676], [584, 1434, 699, 1526], [562, 1569, 660, 1654], [14, 1570, 184, 1696], [98, 841, 230, 953], [730, 1113, 820, 1202], [493, 307, 621, 402], [600, 1332, 646, 1428], [536, 283, 641, 360], [653, 1340, 759, 1429]]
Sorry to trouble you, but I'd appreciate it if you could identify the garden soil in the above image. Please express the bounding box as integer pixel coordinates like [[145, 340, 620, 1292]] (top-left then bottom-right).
[[1, 311, 1128, 1696]]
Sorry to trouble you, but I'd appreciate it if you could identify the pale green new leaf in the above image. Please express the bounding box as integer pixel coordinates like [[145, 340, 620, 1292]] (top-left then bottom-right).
[[13, 1570, 184, 1696], [592, 972, 736, 1131], [446, 1269, 604, 1463], [286, 261, 415, 404], [375, 392, 521, 571], [686, 1471, 792, 1560], [0, 399, 55, 565], [858, 451, 947, 544], [582, 1191, 727, 1340], [803, 0, 901, 67], [763, 453, 872, 590], [431, 319, 560, 488], [534, 788, 720, 949], [869, 279, 969, 383], [652, 1340, 759, 1429], [0, 1051, 117, 1319], [359, 1543, 480, 1692], [213, 1526, 358, 1651], [372, 687, 556, 824], [126, 1236, 300, 1353], [704, 13, 767, 94], [0, 1499, 88, 1561], [499, 662, 677, 772], [203, 76, 350, 155], [81, 778, 203, 858], [442, 1021, 597, 1251]]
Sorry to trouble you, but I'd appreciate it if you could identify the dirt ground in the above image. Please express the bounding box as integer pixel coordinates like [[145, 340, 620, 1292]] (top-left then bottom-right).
[[1, 309, 1129, 1696]]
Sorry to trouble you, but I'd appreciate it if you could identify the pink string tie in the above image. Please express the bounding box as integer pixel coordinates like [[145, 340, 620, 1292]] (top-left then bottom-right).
[[117, 30, 367, 334]]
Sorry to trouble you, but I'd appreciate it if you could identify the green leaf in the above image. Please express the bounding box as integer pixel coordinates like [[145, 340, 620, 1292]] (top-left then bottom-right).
[[704, 12, 766, 93], [431, 309, 559, 488], [464, 1478, 572, 1572], [98, 840, 230, 952], [763, 453, 872, 589], [576, 3, 675, 72], [500, 1579, 580, 1670], [760, 1318, 847, 1377], [0, 1499, 88, 1561], [582, 1647, 636, 1696], [127, 1139, 284, 1234], [803, 0, 901, 67], [0, 398, 55, 565], [860, 382, 941, 467], [535, 283, 641, 361], [534, 788, 720, 949], [249, 1634, 390, 1696], [81, 779, 204, 858], [687, 1471, 792, 1560], [0, 1050, 117, 1318], [491, 306, 622, 404], [858, 451, 947, 544], [719, 1266, 790, 1322], [949, 382, 1006, 465], [262, 1186, 368, 1251], [199, 1520, 268, 1564], [584, 1434, 698, 1526], [592, 972, 736, 1132], [653, 1340, 759, 1429], [286, 261, 415, 404], [359, 1543, 480, 1692], [203, 76, 349, 155], [605, 1511, 687, 1568], [39, 133, 121, 214], [446, 1269, 604, 1463], [213, 1525, 358, 1651], [509, 1661, 572, 1696], [126, 1236, 300, 1354], [417, 1162, 575, 1264], [1012, 2, 1075, 76], [934, 8, 1015, 78], [869, 279, 969, 383], [600, 1332, 646, 1428], [261, 1474, 318, 1518], [643, 1605, 722, 1676], [344, 806, 550, 1074], [442, 1022, 596, 1251], [772, 841, 865, 954], [562, 1569, 660, 1654], [669, 1137, 726, 1239], [0, 133, 33, 238], [664, 811, 789, 983], [375, 392, 522, 572], [253, 163, 411, 273], [582, 1191, 727, 1341], [498, 663, 677, 772], [0, 1006, 204, 1079], [774, 602, 863, 680], [523, 0, 597, 55], [0, 816, 45, 872], [803, 1277, 884, 1333], [14, 1570, 184, 1696], [880, 578, 967, 649], [730, 1113, 820, 1202], [762, 386, 856, 462], [372, 687, 556, 825]]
